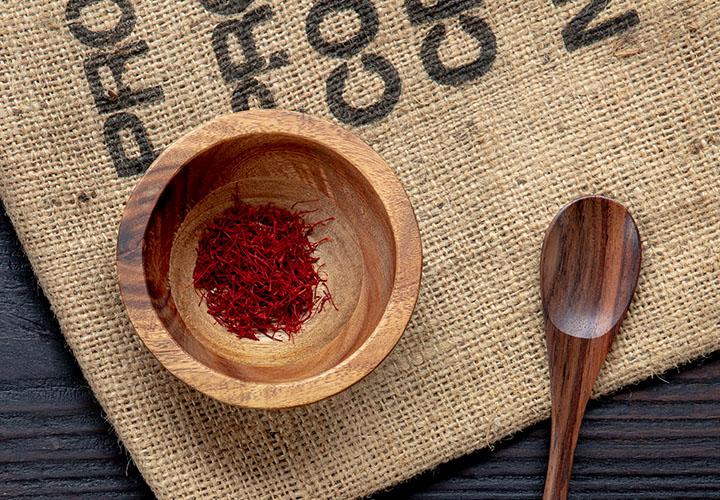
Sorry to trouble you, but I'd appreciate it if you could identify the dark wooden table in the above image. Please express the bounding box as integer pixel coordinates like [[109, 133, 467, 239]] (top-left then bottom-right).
[[1, 204, 718, 499]]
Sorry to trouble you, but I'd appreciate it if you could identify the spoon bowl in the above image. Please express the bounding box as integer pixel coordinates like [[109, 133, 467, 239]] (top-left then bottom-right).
[[541, 196, 641, 338]]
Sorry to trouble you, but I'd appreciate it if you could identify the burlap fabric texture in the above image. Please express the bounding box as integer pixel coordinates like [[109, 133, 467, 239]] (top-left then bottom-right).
[[1, 0, 719, 498]]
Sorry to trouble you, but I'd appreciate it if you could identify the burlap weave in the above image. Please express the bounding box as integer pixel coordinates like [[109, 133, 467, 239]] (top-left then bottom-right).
[[1, 0, 718, 497]]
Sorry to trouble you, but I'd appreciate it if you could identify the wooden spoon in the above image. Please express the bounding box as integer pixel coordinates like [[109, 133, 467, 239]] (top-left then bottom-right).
[[540, 196, 641, 500]]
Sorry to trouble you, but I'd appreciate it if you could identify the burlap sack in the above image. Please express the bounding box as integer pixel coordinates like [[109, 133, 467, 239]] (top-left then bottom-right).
[[1, 0, 718, 497]]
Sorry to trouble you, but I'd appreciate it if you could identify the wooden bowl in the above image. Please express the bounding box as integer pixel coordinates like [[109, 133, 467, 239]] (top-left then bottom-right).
[[116, 110, 422, 409]]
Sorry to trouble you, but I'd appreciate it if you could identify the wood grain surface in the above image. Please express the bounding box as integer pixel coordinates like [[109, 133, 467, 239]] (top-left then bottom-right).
[[540, 196, 641, 499], [117, 110, 422, 409], [1, 204, 719, 499]]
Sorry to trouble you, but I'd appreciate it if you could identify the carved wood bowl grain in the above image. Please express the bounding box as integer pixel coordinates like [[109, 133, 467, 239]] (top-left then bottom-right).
[[116, 110, 422, 409]]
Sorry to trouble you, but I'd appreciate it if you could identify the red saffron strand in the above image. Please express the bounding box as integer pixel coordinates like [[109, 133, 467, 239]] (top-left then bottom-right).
[[192, 200, 334, 341]]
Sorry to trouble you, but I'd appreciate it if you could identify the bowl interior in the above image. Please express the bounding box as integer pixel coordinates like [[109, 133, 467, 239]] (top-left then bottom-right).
[[142, 133, 396, 384]]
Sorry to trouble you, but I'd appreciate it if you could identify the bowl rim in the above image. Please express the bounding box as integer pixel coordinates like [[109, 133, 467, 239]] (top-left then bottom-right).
[[116, 109, 422, 409]]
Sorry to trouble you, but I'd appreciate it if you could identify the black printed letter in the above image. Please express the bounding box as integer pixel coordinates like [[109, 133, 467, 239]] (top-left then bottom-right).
[[84, 41, 165, 114], [231, 78, 276, 111], [66, 0, 135, 48], [104, 112, 156, 177], [326, 54, 401, 126], [212, 6, 288, 82], [555, 0, 639, 52], [421, 15, 496, 86], [306, 0, 379, 59]]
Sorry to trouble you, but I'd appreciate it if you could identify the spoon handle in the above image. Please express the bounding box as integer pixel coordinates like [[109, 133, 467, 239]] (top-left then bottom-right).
[[543, 322, 616, 500]]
